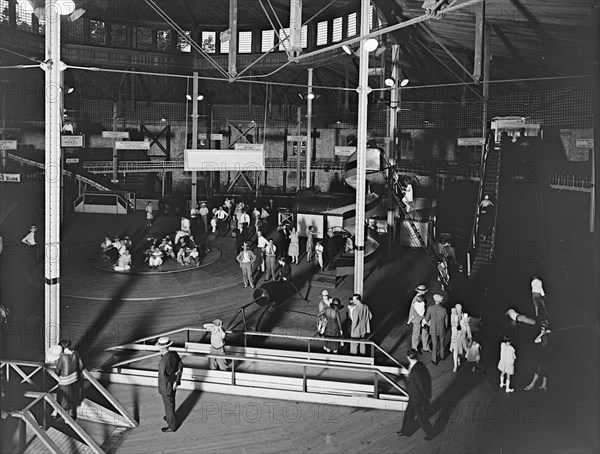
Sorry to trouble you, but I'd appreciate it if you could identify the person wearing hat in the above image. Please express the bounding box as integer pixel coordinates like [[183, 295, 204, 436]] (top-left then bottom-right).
[[411, 285, 431, 352], [203, 319, 229, 371], [397, 349, 434, 441], [236, 242, 256, 288], [318, 298, 345, 353], [347, 294, 372, 355], [199, 202, 210, 233], [318, 290, 333, 313], [424, 294, 448, 365], [156, 337, 183, 432], [276, 256, 292, 283]]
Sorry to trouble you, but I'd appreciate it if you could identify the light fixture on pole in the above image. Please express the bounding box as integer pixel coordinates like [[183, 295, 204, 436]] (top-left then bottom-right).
[[186, 94, 204, 101], [364, 38, 379, 53]]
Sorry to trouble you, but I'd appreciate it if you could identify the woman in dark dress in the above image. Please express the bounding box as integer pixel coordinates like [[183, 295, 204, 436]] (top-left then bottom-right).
[[54, 339, 83, 419], [319, 298, 345, 353]]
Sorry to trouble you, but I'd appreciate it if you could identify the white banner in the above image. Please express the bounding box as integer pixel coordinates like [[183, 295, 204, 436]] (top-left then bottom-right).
[[334, 146, 356, 157], [287, 135, 307, 142], [115, 141, 151, 150], [102, 131, 130, 139], [198, 133, 224, 140], [576, 139, 594, 148], [234, 143, 264, 152], [0, 140, 17, 150], [457, 137, 485, 146], [61, 135, 85, 147]]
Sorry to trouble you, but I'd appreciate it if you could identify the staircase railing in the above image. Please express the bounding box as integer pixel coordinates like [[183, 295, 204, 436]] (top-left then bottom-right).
[[379, 154, 449, 287], [467, 131, 496, 267]]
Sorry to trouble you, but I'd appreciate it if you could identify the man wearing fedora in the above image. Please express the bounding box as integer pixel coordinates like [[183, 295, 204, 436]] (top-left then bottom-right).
[[157, 337, 183, 433], [424, 294, 448, 365], [397, 349, 435, 441]]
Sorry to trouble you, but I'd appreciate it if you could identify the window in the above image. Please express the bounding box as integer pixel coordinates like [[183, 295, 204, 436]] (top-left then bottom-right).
[[261, 30, 274, 52], [278, 28, 290, 51], [301, 25, 307, 48], [111, 24, 127, 47], [136, 27, 153, 50], [369, 3, 374, 30], [201, 31, 216, 53], [89, 20, 106, 45], [1, 0, 10, 24], [239, 31, 252, 53], [67, 18, 84, 42], [177, 31, 191, 52], [220, 35, 229, 54], [16, 0, 33, 32], [316, 21, 328, 46], [332, 17, 343, 42], [157, 29, 172, 51], [347, 12, 357, 37]]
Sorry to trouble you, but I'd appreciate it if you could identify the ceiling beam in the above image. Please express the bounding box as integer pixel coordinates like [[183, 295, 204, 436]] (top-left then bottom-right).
[[415, 37, 484, 100], [177, 0, 199, 32]]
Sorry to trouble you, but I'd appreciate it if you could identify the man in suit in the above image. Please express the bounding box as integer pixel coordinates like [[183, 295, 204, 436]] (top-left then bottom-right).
[[275, 256, 292, 283], [236, 242, 256, 288], [397, 349, 435, 441], [347, 294, 372, 355], [263, 238, 278, 281], [157, 337, 183, 433], [424, 294, 448, 365]]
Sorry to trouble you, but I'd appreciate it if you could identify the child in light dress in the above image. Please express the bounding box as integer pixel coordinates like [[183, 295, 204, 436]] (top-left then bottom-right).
[[466, 337, 481, 372], [498, 336, 516, 393]]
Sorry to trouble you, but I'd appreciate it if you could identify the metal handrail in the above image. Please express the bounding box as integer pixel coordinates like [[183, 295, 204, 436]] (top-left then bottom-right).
[[1, 360, 137, 428], [549, 172, 593, 189], [107, 326, 406, 372]]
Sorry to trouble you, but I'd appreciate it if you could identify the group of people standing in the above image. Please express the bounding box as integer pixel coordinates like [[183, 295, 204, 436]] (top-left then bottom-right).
[[317, 291, 373, 355]]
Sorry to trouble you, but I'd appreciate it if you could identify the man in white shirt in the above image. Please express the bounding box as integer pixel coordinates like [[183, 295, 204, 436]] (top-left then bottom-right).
[[263, 238, 277, 281], [236, 242, 256, 288], [256, 230, 269, 273], [198, 202, 210, 233], [531, 275, 548, 317], [22, 225, 37, 246], [215, 206, 228, 236]]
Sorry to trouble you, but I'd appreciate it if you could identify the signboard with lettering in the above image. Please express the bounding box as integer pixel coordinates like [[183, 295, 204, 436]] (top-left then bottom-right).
[[234, 143, 264, 152], [102, 131, 130, 139], [576, 139, 594, 148], [198, 133, 224, 140], [457, 137, 485, 146], [334, 146, 356, 157], [0, 140, 17, 150], [61, 135, 85, 147], [0, 173, 21, 182], [115, 141, 151, 150], [65, 158, 80, 164], [287, 135, 307, 142]]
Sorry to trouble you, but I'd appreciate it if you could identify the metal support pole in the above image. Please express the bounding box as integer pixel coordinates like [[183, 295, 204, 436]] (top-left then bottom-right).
[[43, 0, 62, 352], [480, 24, 491, 174], [228, 0, 238, 78], [473, 0, 485, 81], [387, 44, 400, 255], [111, 102, 118, 183], [305, 68, 313, 189], [296, 106, 302, 190], [191, 72, 199, 207], [353, 0, 372, 295]]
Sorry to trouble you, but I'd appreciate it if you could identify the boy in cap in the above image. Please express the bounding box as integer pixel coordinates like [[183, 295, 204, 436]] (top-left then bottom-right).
[[203, 319, 229, 371]]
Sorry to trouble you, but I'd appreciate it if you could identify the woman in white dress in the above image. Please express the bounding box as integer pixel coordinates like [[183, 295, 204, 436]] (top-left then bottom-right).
[[449, 303, 472, 372], [287, 227, 300, 264], [498, 336, 516, 393]]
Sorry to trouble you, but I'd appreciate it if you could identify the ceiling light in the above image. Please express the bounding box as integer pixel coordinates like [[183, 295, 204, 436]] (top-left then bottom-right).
[[197, 95, 204, 101], [161, 116, 167, 122], [342, 44, 352, 55], [306, 93, 315, 100], [364, 38, 379, 53], [186, 94, 192, 100], [400, 78, 409, 87], [384, 78, 395, 87], [65, 86, 75, 94]]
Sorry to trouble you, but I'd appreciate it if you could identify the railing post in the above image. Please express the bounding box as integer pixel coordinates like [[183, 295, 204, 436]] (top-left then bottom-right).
[[231, 359, 236, 386], [18, 416, 26, 453], [374, 373, 379, 399], [302, 366, 307, 392], [186, 329, 189, 344]]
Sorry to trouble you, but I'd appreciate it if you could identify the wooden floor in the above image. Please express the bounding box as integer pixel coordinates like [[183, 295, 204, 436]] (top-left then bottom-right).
[[1, 183, 598, 454]]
